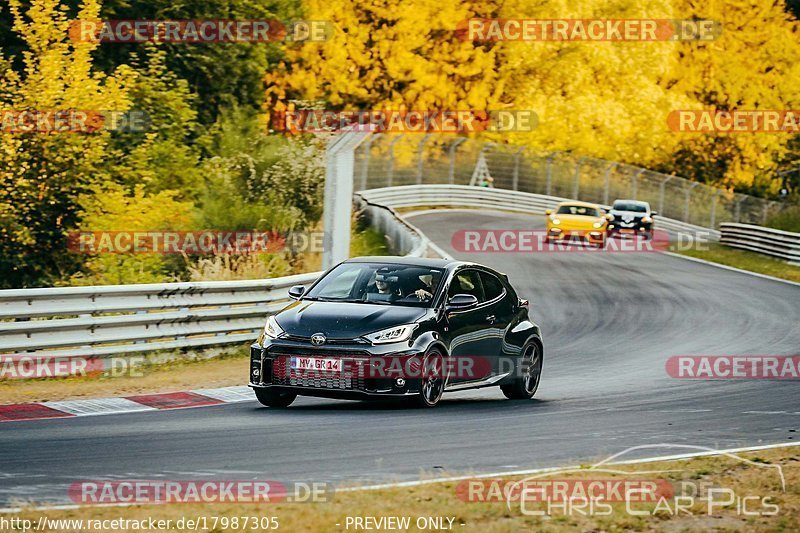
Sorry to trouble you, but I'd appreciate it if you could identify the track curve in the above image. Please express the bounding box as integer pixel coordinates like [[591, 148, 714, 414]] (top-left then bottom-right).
[[1, 210, 798, 506]]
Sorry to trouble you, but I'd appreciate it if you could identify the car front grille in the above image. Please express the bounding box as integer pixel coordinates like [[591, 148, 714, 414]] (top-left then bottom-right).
[[268, 354, 368, 391]]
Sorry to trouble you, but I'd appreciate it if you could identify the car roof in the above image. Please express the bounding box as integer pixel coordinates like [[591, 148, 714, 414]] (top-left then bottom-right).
[[556, 200, 601, 208], [346, 256, 460, 269], [613, 199, 649, 206]]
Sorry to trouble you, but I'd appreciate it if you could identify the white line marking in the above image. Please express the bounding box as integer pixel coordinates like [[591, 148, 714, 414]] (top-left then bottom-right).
[[42, 398, 155, 416]]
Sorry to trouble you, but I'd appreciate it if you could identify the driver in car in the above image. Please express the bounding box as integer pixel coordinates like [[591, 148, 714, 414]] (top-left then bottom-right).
[[366, 271, 401, 302]]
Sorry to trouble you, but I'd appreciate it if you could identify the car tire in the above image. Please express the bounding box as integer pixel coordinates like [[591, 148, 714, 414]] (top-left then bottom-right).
[[254, 388, 297, 408], [501, 343, 542, 400], [414, 349, 445, 408]]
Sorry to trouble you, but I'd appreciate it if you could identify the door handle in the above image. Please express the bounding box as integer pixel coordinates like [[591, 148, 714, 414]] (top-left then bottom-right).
[[485, 315, 496, 324]]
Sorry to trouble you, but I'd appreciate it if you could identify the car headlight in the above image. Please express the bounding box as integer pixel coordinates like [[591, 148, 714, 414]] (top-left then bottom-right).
[[551, 217, 561, 225], [363, 324, 417, 345], [263, 315, 284, 339], [642, 216, 652, 223], [593, 220, 604, 228]]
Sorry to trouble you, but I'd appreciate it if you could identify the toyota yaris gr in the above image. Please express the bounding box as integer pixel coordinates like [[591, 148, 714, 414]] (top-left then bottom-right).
[[249, 257, 543, 408], [545, 201, 608, 247]]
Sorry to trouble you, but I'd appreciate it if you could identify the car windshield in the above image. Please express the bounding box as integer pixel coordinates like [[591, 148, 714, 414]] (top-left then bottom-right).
[[613, 202, 648, 213], [556, 205, 599, 217], [304, 262, 445, 307]]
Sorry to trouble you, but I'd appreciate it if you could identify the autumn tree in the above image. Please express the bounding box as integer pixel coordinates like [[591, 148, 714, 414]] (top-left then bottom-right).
[[0, 0, 134, 287]]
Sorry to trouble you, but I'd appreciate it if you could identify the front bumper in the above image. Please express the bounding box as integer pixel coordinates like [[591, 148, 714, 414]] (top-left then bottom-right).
[[607, 223, 652, 237], [249, 341, 423, 399], [547, 227, 606, 243]]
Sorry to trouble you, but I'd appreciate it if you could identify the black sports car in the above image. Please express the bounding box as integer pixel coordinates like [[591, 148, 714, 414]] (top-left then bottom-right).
[[606, 199, 657, 239], [249, 257, 543, 408]]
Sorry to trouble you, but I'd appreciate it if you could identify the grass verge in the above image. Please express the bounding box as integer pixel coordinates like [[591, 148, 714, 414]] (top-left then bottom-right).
[[8, 445, 799, 532], [676, 243, 800, 283]]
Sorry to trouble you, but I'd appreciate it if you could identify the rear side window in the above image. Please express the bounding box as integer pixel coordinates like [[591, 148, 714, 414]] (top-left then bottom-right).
[[480, 271, 505, 301], [448, 269, 484, 301]]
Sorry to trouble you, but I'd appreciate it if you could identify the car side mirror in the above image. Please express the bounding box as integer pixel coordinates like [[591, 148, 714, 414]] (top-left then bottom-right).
[[447, 294, 478, 311], [288, 285, 305, 300], [650, 210, 658, 216], [545, 209, 552, 215]]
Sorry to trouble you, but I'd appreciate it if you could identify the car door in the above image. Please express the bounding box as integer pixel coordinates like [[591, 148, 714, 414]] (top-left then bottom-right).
[[478, 270, 514, 377], [444, 268, 494, 385]]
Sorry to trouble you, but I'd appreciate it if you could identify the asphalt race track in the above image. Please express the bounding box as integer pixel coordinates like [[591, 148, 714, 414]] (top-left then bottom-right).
[[1, 210, 799, 507]]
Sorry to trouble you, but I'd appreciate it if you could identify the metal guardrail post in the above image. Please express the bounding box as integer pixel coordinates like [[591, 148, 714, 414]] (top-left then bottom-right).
[[734, 196, 743, 223], [447, 138, 466, 184]]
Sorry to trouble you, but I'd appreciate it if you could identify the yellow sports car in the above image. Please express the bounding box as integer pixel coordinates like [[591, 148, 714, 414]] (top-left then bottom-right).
[[545, 201, 608, 247]]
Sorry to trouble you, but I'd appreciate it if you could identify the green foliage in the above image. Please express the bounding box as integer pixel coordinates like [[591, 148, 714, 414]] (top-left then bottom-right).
[[97, 0, 301, 124], [765, 204, 800, 233], [65, 183, 196, 285], [0, 0, 134, 288]]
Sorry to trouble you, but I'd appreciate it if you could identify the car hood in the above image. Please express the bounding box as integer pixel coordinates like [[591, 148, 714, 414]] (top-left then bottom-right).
[[610, 210, 646, 219], [275, 300, 429, 339]]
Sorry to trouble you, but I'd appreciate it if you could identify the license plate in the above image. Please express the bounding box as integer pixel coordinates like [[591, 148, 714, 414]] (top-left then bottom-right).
[[620, 229, 635, 234], [290, 356, 342, 372]]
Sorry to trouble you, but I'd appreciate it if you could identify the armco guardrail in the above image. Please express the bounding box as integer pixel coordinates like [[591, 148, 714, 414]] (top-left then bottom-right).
[[359, 184, 721, 240], [0, 273, 319, 361], [720, 223, 800, 265], [0, 194, 445, 363]]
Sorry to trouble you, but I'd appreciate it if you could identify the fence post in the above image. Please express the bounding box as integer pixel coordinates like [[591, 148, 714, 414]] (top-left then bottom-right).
[[734, 196, 742, 223], [573, 157, 585, 200], [359, 133, 380, 191], [684, 182, 699, 222], [659, 176, 674, 215], [546, 152, 559, 196], [512, 146, 525, 191], [386, 135, 402, 187], [323, 129, 373, 269], [603, 162, 616, 205], [416, 134, 431, 185], [710, 189, 718, 229], [448, 138, 466, 184], [762, 201, 770, 225], [631, 168, 644, 200]]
